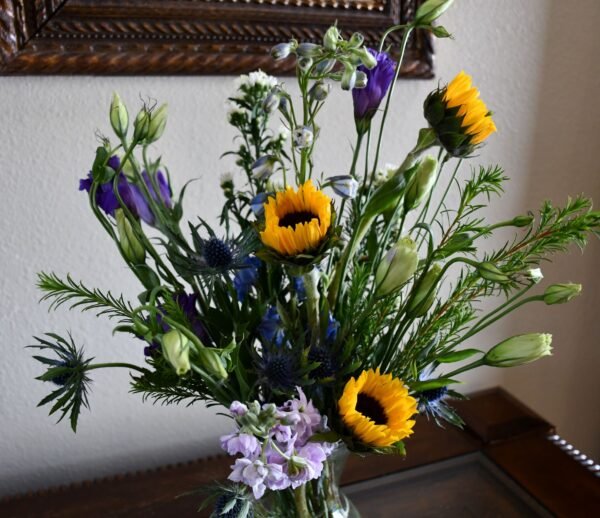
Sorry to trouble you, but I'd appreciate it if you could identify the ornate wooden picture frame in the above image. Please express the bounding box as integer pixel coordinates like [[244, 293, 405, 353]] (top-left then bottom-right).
[[0, 0, 433, 76]]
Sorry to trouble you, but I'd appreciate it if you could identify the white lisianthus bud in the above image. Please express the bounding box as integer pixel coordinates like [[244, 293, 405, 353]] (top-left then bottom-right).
[[484, 333, 552, 367], [133, 108, 151, 142], [404, 155, 438, 211], [374, 163, 399, 187], [162, 330, 191, 376], [271, 42, 292, 61], [146, 103, 168, 143], [309, 81, 331, 101], [109, 92, 129, 139], [349, 32, 364, 48], [115, 209, 145, 264], [543, 283, 582, 305], [341, 63, 357, 91], [328, 175, 359, 200], [407, 263, 442, 317], [526, 268, 544, 284], [197, 347, 228, 380], [292, 126, 314, 149], [323, 26, 340, 51], [376, 236, 419, 296], [251, 156, 276, 181], [415, 0, 455, 25], [352, 47, 377, 69]]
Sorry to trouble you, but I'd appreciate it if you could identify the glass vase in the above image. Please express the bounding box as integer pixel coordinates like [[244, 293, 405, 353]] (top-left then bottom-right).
[[258, 444, 361, 518]]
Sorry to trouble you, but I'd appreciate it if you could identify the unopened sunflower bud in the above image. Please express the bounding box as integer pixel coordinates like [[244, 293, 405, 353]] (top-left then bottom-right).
[[511, 214, 534, 227], [484, 333, 552, 368], [309, 81, 331, 101], [146, 103, 168, 143], [526, 268, 544, 284], [292, 126, 314, 149], [115, 209, 145, 264], [271, 42, 292, 61], [297, 43, 322, 58], [354, 70, 368, 89], [251, 156, 276, 181], [349, 32, 364, 48], [315, 58, 337, 75], [415, 0, 455, 25], [352, 47, 377, 69], [328, 175, 359, 199], [133, 108, 151, 142], [477, 262, 510, 283], [263, 91, 280, 113], [376, 236, 419, 296], [543, 283, 582, 305], [323, 26, 340, 51], [407, 263, 442, 317], [197, 347, 228, 380], [341, 63, 357, 91], [109, 92, 129, 139], [162, 330, 191, 376], [404, 155, 438, 211]]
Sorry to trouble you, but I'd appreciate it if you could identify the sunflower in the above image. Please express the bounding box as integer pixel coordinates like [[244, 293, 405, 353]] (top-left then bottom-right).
[[424, 70, 497, 157], [260, 180, 331, 257], [338, 368, 417, 447]]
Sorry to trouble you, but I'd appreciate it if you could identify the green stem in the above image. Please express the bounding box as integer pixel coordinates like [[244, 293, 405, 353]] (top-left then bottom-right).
[[294, 485, 311, 518], [303, 268, 321, 343], [87, 362, 146, 374], [444, 358, 485, 378]]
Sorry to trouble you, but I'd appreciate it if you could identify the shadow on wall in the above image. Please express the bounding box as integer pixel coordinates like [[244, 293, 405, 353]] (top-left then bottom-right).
[[502, 0, 600, 459]]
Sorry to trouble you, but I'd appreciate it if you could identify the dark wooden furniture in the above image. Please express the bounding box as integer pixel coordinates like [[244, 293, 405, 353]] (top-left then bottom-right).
[[1, 388, 598, 517], [0, 0, 433, 76]]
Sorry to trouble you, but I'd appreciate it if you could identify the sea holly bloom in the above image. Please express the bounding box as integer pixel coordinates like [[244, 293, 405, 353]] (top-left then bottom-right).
[[338, 368, 418, 447], [352, 49, 396, 134], [424, 71, 497, 157], [260, 180, 332, 257]]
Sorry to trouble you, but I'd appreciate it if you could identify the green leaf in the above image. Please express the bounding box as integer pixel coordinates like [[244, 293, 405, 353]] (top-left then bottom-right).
[[411, 377, 460, 392], [309, 431, 341, 443], [436, 349, 482, 363]]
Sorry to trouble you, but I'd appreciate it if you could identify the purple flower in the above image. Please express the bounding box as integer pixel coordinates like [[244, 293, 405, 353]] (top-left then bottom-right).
[[352, 49, 396, 132], [228, 459, 289, 499], [287, 442, 332, 488], [233, 256, 262, 301], [229, 401, 249, 417], [278, 387, 323, 445], [258, 306, 284, 346], [220, 432, 261, 459]]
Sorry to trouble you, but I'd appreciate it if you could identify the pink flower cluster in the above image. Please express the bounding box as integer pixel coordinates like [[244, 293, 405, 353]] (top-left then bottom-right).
[[220, 388, 335, 499]]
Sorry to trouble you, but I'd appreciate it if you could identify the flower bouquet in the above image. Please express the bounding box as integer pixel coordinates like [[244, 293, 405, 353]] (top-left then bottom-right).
[[31, 1, 599, 517]]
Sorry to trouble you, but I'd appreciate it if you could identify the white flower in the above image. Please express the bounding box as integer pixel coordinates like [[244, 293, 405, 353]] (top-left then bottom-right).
[[526, 268, 544, 284], [276, 124, 290, 142], [373, 163, 399, 187], [220, 171, 234, 187], [235, 70, 279, 91], [226, 101, 246, 122]]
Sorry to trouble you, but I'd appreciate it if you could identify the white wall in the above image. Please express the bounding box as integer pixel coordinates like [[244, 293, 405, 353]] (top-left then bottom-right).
[[0, 0, 598, 497]]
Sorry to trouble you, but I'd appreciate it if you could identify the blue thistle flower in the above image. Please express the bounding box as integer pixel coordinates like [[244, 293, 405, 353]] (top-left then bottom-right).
[[203, 237, 234, 268], [261, 353, 297, 390]]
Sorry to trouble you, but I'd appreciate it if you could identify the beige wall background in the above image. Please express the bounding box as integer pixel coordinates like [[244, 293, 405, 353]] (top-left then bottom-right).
[[0, 0, 598, 497]]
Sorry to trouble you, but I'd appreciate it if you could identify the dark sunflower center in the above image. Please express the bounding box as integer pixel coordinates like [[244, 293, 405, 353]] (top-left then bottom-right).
[[279, 211, 319, 229], [356, 393, 387, 425]]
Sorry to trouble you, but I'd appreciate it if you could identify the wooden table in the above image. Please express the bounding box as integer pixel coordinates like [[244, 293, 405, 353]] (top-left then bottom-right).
[[1, 388, 599, 517]]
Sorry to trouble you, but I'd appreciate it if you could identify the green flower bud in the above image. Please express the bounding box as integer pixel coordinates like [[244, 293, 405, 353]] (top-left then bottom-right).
[[323, 26, 340, 51], [162, 330, 191, 376], [297, 43, 321, 58], [109, 92, 129, 139], [271, 42, 292, 61], [415, 0, 455, 25], [309, 81, 331, 101], [511, 214, 534, 227], [407, 263, 442, 317], [315, 58, 336, 75], [197, 347, 228, 380], [477, 262, 510, 283], [146, 103, 168, 143], [349, 32, 364, 48], [404, 155, 438, 211], [543, 283, 582, 305], [354, 70, 368, 89], [484, 333, 552, 367], [414, 127, 438, 153], [352, 47, 377, 69], [376, 236, 419, 296], [115, 209, 145, 264], [133, 108, 151, 142], [341, 63, 357, 91]]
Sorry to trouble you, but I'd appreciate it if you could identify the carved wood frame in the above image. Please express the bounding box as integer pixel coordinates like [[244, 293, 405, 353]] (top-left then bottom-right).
[[0, 0, 433, 76]]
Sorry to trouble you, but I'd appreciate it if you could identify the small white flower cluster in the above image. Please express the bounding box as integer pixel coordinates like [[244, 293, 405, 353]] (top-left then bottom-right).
[[234, 70, 279, 91], [373, 163, 399, 187], [225, 101, 247, 123]]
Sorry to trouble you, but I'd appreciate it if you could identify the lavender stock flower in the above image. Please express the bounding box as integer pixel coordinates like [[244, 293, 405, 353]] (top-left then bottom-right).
[[352, 49, 396, 133], [220, 432, 261, 459], [228, 459, 288, 499]]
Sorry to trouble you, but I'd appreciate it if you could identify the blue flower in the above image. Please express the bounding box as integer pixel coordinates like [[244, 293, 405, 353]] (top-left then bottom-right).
[[258, 306, 284, 346], [250, 192, 270, 217], [233, 256, 262, 301], [203, 237, 234, 268], [326, 314, 339, 343], [352, 49, 396, 133]]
